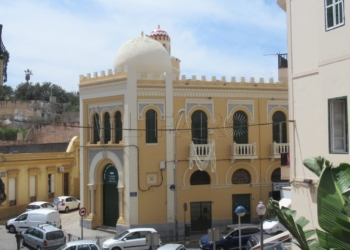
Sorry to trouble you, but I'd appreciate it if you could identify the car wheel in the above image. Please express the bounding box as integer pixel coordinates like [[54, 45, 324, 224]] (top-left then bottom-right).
[[112, 247, 121, 250], [78, 203, 80, 209], [275, 231, 283, 235], [37, 246, 42, 250], [216, 246, 226, 250], [65, 206, 69, 213], [22, 239, 27, 247], [9, 225, 16, 233]]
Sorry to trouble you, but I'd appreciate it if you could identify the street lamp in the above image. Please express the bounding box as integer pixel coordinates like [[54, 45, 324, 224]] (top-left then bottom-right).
[[256, 201, 267, 250], [174, 109, 185, 241], [235, 205, 246, 250]]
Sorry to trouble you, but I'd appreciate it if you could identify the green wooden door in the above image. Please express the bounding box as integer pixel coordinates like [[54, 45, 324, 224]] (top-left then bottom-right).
[[103, 164, 119, 227], [232, 194, 251, 224]]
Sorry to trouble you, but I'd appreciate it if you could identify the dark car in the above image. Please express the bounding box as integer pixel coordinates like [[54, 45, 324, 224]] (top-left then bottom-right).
[[199, 224, 261, 250]]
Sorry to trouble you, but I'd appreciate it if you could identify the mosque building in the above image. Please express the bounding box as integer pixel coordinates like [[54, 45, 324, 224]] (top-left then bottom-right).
[[79, 25, 289, 239]]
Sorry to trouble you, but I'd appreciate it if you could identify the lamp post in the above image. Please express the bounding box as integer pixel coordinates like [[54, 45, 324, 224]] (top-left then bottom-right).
[[256, 201, 266, 250], [174, 109, 185, 241], [235, 205, 246, 250]]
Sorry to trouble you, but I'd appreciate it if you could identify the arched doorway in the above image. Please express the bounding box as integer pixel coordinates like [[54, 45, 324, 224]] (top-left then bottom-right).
[[103, 164, 119, 227]]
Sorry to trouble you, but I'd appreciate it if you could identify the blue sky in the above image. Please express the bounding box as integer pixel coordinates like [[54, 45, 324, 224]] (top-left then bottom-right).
[[0, 0, 287, 92]]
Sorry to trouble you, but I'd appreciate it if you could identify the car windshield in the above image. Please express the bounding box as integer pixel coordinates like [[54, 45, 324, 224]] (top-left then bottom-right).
[[220, 227, 233, 237], [113, 230, 130, 240]]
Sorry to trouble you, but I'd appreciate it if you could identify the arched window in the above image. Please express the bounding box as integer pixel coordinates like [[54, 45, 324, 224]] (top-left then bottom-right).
[[191, 110, 208, 145], [272, 111, 287, 143], [146, 109, 157, 143], [93, 113, 100, 144], [190, 170, 211, 185], [115, 111, 123, 144], [104, 113, 111, 143], [232, 169, 251, 184], [233, 111, 248, 144], [271, 168, 281, 182]]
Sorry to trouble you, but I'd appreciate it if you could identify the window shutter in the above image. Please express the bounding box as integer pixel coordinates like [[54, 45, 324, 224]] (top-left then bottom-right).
[[332, 101, 346, 151], [9, 178, 15, 200], [51, 174, 55, 193], [30, 176, 35, 197]]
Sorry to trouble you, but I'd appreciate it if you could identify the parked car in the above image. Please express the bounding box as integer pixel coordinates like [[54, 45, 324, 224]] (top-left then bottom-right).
[[263, 216, 288, 235], [6, 209, 61, 233], [57, 239, 101, 250], [246, 231, 291, 250], [26, 201, 56, 211], [157, 244, 186, 250], [199, 224, 261, 250], [55, 196, 80, 212], [21, 224, 66, 250], [102, 228, 161, 250], [246, 233, 286, 250]]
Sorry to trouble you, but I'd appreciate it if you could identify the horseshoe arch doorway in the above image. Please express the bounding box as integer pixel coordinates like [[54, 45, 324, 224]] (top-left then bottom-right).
[[103, 164, 119, 227]]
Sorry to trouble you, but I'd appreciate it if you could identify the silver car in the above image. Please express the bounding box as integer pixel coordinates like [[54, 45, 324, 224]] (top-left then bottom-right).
[[57, 239, 101, 250], [22, 224, 66, 250]]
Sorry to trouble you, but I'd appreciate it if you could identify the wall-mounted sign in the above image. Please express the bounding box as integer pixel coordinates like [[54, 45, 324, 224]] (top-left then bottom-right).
[[103, 164, 118, 184], [0, 172, 5, 177], [130, 192, 137, 197]]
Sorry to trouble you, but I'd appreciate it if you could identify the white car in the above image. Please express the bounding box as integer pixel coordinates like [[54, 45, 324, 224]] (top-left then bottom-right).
[[26, 201, 56, 211], [102, 228, 161, 250], [57, 239, 101, 250], [158, 244, 186, 250], [55, 196, 80, 212]]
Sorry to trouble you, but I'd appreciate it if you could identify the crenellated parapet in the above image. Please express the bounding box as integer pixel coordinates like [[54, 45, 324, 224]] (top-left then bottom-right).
[[180, 75, 280, 84], [80, 68, 284, 85]]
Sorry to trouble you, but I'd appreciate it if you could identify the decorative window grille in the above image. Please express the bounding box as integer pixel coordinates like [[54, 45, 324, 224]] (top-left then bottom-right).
[[232, 169, 251, 184]]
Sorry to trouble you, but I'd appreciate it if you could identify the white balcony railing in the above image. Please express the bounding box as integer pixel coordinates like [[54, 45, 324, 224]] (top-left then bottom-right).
[[230, 142, 258, 163], [189, 143, 211, 158], [270, 142, 289, 162]]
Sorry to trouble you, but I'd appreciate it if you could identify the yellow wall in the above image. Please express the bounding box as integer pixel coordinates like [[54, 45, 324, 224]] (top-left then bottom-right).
[[0, 136, 80, 219]]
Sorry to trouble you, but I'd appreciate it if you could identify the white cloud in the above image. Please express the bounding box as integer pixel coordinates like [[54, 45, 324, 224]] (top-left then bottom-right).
[[0, 0, 286, 91]]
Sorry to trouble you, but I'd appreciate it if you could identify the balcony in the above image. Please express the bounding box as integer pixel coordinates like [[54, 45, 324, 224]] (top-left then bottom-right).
[[270, 142, 289, 162], [230, 142, 258, 163], [188, 143, 216, 161]]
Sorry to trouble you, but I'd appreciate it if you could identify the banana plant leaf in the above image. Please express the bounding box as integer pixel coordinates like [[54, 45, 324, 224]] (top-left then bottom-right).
[[267, 198, 315, 250], [316, 162, 350, 249]]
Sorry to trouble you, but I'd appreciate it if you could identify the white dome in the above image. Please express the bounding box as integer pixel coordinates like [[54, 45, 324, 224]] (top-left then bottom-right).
[[114, 36, 172, 78]]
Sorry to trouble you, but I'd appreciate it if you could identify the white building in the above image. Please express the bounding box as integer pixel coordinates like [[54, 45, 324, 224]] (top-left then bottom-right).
[[278, 0, 350, 236]]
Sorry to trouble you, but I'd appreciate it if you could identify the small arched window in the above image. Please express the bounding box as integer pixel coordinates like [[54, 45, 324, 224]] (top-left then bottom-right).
[[272, 111, 287, 143], [190, 170, 211, 185], [271, 168, 281, 182], [233, 111, 248, 144], [115, 111, 123, 144], [93, 113, 100, 144], [232, 169, 251, 184], [146, 109, 157, 143], [104, 113, 111, 143]]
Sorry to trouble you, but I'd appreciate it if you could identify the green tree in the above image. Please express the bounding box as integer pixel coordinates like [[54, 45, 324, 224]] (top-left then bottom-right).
[[0, 84, 14, 100]]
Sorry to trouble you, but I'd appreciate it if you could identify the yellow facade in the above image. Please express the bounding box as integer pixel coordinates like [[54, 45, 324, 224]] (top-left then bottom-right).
[[0, 136, 80, 219], [79, 27, 289, 238]]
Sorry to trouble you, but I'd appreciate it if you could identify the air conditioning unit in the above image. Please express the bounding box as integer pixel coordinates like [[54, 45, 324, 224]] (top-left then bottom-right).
[[57, 166, 64, 173]]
